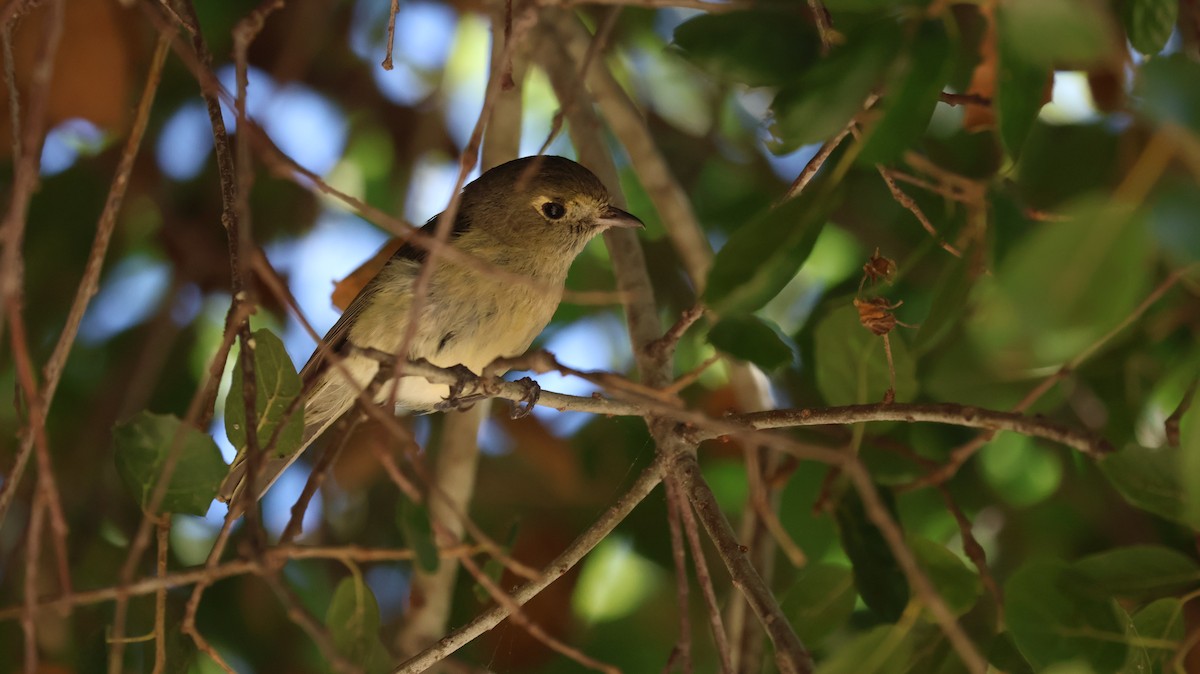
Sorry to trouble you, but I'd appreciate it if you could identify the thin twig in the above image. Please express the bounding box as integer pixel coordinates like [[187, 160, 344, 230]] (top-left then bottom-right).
[[457, 554, 620, 673], [381, 0, 398, 69], [722, 403, 1112, 456], [674, 452, 812, 674], [152, 516, 169, 674], [841, 463, 988, 673], [663, 480, 693, 674], [393, 456, 668, 673], [672, 477, 733, 674], [1166, 377, 1198, 448]]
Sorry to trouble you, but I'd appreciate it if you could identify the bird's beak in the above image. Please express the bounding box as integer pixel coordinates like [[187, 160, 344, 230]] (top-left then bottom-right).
[[596, 205, 645, 230]]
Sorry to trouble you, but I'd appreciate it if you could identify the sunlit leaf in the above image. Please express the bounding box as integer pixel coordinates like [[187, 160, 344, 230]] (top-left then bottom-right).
[[708, 314, 797, 372], [671, 10, 820, 87], [325, 577, 390, 673], [780, 563, 857, 646], [814, 304, 918, 406], [704, 186, 837, 315], [1006, 560, 1128, 672], [1122, 0, 1178, 56], [114, 412, 227, 516], [857, 21, 952, 165], [835, 487, 909, 622], [225, 328, 305, 459], [979, 432, 1063, 507], [1076, 545, 1200, 601], [572, 537, 660, 623], [397, 498, 439, 573]]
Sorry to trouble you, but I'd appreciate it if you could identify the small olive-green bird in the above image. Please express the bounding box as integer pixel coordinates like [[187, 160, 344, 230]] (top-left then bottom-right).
[[218, 156, 643, 506]]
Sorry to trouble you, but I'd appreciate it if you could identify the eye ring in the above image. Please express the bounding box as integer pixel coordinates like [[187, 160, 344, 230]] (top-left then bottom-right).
[[541, 201, 566, 220]]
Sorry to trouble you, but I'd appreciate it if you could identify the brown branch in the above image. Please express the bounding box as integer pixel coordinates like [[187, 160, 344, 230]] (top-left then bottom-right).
[[0, 544, 485, 622], [1166, 377, 1198, 448], [556, 0, 753, 11], [723, 403, 1112, 457], [457, 554, 619, 673], [22, 492, 45, 674], [381, 0, 398, 69], [262, 573, 364, 674], [663, 480, 693, 674], [674, 452, 812, 674], [877, 166, 962, 258], [841, 463, 988, 673], [393, 456, 669, 673], [672, 476, 734, 674], [152, 516, 169, 674]]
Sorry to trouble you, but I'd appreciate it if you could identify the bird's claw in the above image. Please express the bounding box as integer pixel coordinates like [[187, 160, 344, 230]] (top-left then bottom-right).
[[438, 364, 483, 412], [509, 376, 541, 419]]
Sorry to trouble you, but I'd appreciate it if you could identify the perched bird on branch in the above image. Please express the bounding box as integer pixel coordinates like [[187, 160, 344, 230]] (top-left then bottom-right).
[[218, 155, 643, 508]]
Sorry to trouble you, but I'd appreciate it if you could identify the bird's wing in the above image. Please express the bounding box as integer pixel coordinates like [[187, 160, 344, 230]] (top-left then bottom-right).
[[218, 210, 473, 512], [299, 210, 472, 385]]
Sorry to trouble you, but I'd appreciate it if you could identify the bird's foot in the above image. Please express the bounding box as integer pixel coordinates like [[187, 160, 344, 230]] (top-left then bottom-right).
[[509, 376, 541, 419], [436, 364, 485, 412]]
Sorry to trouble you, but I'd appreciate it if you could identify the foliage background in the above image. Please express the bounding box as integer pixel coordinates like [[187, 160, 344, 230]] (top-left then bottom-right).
[[1, 0, 1199, 672]]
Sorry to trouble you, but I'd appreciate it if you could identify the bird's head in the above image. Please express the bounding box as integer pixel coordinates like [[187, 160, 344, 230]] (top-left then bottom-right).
[[460, 156, 643, 261]]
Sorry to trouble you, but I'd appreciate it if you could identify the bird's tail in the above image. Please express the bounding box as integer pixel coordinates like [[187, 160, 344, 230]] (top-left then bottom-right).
[[216, 404, 344, 515]]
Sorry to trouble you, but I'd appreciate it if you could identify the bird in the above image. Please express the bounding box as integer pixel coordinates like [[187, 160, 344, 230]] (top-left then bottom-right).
[[218, 155, 643, 507]]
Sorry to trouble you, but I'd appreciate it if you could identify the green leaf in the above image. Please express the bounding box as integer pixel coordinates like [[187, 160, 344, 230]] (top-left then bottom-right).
[[998, 0, 1120, 68], [1138, 55, 1200, 135], [397, 498, 439, 573], [1181, 388, 1200, 530], [704, 185, 837, 315], [113, 412, 227, 516], [914, 250, 975, 354], [1006, 560, 1128, 673], [1149, 178, 1200, 265], [967, 196, 1151, 369], [1127, 598, 1185, 668], [835, 487, 909, 622], [910, 537, 982, 618], [1100, 444, 1198, 530], [814, 304, 918, 406], [1076, 545, 1200, 600], [325, 577, 390, 674], [780, 563, 857, 646], [671, 10, 820, 87], [814, 624, 917, 674], [988, 633, 1036, 674], [769, 22, 902, 152], [979, 432, 1064, 507], [225, 328, 305, 460], [1122, 0, 1178, 56], [996, 27, 1050, 158], [857, 21, 952, 165], [708, 314, 797, 372]]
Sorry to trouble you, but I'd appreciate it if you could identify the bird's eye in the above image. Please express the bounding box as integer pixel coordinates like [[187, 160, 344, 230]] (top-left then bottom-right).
[[541, 201, 566, 220]]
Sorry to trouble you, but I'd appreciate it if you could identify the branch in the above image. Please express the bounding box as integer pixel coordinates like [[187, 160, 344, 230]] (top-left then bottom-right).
[[393, 456, 669, 673], [723, 403, 1112, 456], [674, 453, 812, 674]]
